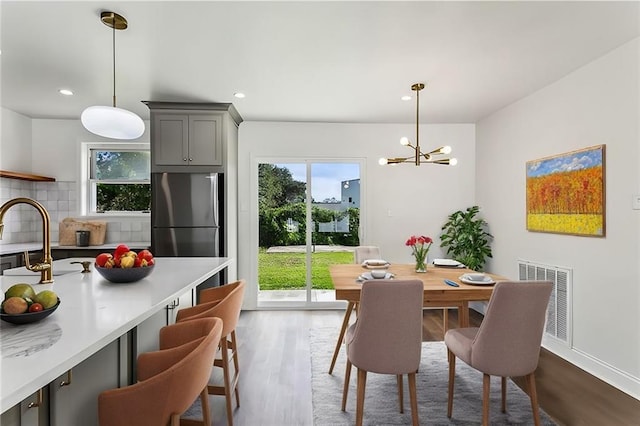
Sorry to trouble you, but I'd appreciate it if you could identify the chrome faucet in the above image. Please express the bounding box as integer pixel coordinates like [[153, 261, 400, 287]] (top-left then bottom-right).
[[0, 197, 53, 284]]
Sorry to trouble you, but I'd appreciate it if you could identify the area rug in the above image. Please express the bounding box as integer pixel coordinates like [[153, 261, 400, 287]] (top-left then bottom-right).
[[311, 327, 557, 425]]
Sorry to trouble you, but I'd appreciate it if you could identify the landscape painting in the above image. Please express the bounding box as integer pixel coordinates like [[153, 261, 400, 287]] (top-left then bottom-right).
[[526, 145, 605, 237]]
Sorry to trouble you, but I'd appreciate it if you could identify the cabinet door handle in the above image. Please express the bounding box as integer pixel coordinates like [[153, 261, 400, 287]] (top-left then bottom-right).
[[183, 157, 188, 162], [27, 388, 43, 408], [59, 369, 73, 387], [189, 158, 193, 161]]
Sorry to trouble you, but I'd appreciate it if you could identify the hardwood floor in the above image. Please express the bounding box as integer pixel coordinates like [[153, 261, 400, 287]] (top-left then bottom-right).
[[203, 309, 639, 426]]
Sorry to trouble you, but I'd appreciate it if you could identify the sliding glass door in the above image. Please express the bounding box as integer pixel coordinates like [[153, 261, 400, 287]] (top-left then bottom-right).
[[257, 160, 361, 306]]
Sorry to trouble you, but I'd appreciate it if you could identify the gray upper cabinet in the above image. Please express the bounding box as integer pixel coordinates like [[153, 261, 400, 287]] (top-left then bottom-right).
[[153, 114, 222, 166], [145, 102, 243, 173]]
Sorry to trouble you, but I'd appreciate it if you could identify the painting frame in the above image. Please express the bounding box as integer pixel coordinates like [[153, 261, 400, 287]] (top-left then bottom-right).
[[526, 144, 606, 237]]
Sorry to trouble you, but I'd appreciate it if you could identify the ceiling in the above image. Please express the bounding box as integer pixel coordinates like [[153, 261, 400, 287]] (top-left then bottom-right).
[[1, 1, 639, 125]]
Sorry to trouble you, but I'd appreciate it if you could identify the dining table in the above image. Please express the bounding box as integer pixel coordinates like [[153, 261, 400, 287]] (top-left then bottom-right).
[[328, 263, 507, 374]]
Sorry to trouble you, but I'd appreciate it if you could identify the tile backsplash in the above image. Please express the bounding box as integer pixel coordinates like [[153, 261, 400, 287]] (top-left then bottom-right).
[[0, 178, 150, 244]]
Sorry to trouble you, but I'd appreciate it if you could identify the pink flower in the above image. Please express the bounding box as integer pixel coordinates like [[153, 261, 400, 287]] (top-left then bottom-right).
[[406, 234, 433, 266]]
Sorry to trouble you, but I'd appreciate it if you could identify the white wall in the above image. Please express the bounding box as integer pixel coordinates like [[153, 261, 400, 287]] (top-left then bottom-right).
[[237, 121, 476, 308], [31, 119, 150, 182], [476, 38, 639, 398], [0, 117, 152, 244], [1, 108, 32, 172]]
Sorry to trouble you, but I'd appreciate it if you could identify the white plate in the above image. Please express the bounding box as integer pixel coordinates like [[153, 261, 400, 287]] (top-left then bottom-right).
[[433, 258, 463, 267], [361, 259, 390, 269], [459, 274, 495, 285], [357, 272, 395, 281]]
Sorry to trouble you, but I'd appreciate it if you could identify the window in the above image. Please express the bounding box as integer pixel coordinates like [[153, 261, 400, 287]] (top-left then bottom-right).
[[83, 143, 151, 214]]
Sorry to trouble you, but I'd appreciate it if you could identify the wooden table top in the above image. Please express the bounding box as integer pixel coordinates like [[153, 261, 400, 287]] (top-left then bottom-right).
[[330, 263, 508, 306]]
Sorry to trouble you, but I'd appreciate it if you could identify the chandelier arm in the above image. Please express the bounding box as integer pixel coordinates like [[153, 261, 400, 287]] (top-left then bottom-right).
[[386, 156, 413, 164], [427, 159, 453, 165]]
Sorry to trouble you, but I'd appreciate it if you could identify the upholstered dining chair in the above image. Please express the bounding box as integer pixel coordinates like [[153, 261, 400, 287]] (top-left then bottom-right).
[[353, 245, 381, 264], [341, 279, 424, 426], [98, 317, 223, 426], [175, 280, 246, 426], [329, 246, 382, 374], [445, 280, 553, 426]]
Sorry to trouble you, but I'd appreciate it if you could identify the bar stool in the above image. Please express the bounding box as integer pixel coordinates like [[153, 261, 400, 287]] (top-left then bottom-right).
[[176, 280, 245, 426]]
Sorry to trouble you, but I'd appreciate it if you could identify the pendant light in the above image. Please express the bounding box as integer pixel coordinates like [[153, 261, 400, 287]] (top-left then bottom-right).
[[379, 83, 457, 166], [81, 11, 145, 140]]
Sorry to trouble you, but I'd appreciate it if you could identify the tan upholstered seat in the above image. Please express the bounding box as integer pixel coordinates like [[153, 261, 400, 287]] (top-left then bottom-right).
[[98, 317, 223, 426], [176, 280, 245, 426], [445, 280, 553, 426], [341, 279, 424, 426]]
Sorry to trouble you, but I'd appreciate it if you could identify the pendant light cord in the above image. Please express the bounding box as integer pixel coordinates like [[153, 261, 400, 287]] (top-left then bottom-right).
[[415, 85, 420, 165], [112, 17, 117, 108]]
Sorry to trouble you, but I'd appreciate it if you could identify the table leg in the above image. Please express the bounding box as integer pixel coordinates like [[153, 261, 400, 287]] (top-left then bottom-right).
[[329, 301, 357, 375], [459, 301, 470, 327], [443, 308, 449, 332]]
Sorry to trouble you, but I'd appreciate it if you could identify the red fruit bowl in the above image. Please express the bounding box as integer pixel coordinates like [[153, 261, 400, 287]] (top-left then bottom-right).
[[1, 298, 61, 324], [94, 264, 155, 283]]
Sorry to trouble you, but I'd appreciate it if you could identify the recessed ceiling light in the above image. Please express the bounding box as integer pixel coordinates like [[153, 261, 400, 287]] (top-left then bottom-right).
[[59, 89, 73, 96], [234, 92, 246, 99], [401, 95, 411, 101]]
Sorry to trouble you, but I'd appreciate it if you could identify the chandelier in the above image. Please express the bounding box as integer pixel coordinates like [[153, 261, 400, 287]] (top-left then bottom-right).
[[379, 83, 457, 166], [81, 11, 145, 140]]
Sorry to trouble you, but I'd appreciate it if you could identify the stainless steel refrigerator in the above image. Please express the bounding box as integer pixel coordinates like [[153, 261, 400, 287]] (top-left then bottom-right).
[[151, 172, 224, 290]]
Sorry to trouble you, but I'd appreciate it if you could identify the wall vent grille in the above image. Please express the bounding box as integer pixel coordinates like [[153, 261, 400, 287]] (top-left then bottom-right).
[[517, 259, 572, 347]]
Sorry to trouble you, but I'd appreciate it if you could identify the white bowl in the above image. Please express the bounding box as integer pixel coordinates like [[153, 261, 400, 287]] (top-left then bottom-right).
[[370, 269, 388, 279], [466, 273, 486, 281]]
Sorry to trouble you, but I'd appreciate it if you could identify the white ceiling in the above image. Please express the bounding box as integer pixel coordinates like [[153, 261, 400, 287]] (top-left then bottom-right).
[[1, 1, 638, 124]]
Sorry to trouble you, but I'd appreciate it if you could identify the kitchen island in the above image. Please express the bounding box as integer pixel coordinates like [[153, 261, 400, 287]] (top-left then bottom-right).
[[0, 256, 232, 423]]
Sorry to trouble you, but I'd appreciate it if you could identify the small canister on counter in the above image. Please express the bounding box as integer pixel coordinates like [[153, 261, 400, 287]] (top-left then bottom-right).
[[75, 230, 90, 247]]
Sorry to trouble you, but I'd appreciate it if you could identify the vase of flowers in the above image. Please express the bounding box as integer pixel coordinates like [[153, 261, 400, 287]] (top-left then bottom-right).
[[406, 235, 432, 273]]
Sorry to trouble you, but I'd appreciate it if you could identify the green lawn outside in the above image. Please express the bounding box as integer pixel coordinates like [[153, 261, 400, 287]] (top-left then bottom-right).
[[258, 248, 353, 290]]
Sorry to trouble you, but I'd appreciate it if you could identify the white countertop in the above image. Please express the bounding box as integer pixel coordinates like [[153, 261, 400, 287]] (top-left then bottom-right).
[[0, 256, 232, 413], [0, 242, 151, 256]]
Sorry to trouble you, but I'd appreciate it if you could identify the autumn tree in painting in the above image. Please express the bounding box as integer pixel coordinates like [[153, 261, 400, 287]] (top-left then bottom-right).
[[526, 166, 603, 215]]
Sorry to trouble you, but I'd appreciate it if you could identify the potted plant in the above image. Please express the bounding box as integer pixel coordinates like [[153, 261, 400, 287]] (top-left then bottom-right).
[[440, 205, 493, 271]]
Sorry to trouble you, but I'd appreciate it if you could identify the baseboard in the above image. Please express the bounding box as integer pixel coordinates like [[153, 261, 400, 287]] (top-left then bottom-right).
[[542, 338, 640, 401]]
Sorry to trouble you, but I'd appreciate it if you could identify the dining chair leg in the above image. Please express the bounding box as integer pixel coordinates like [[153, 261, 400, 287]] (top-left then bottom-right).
[[501, 376, 507, 413], [408, 372, 419, 426], [482, 374, 491, 426], [396, 374, 404, 413], [342, 359, 352, 411], [355, 368, 367, 426], [526, 373, 542, 426], [329, 302, 356, 374], [447, 350, 455, 418]]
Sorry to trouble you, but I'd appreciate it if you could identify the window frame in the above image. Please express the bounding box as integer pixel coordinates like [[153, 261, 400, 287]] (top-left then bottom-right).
[[81, 142, 151, 216]]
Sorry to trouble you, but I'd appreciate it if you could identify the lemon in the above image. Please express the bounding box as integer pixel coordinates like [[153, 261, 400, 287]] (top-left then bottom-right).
[[34, 290, 58, 309], [5, 283, 36, 300]]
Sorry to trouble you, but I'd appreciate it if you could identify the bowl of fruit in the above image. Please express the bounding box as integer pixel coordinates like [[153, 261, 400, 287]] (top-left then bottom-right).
[[1, 283, 60, 324], [94, 244, 155, 283]]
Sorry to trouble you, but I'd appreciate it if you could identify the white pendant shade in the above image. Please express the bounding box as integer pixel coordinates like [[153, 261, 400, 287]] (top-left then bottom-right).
[[81, 105, 145, 140]]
